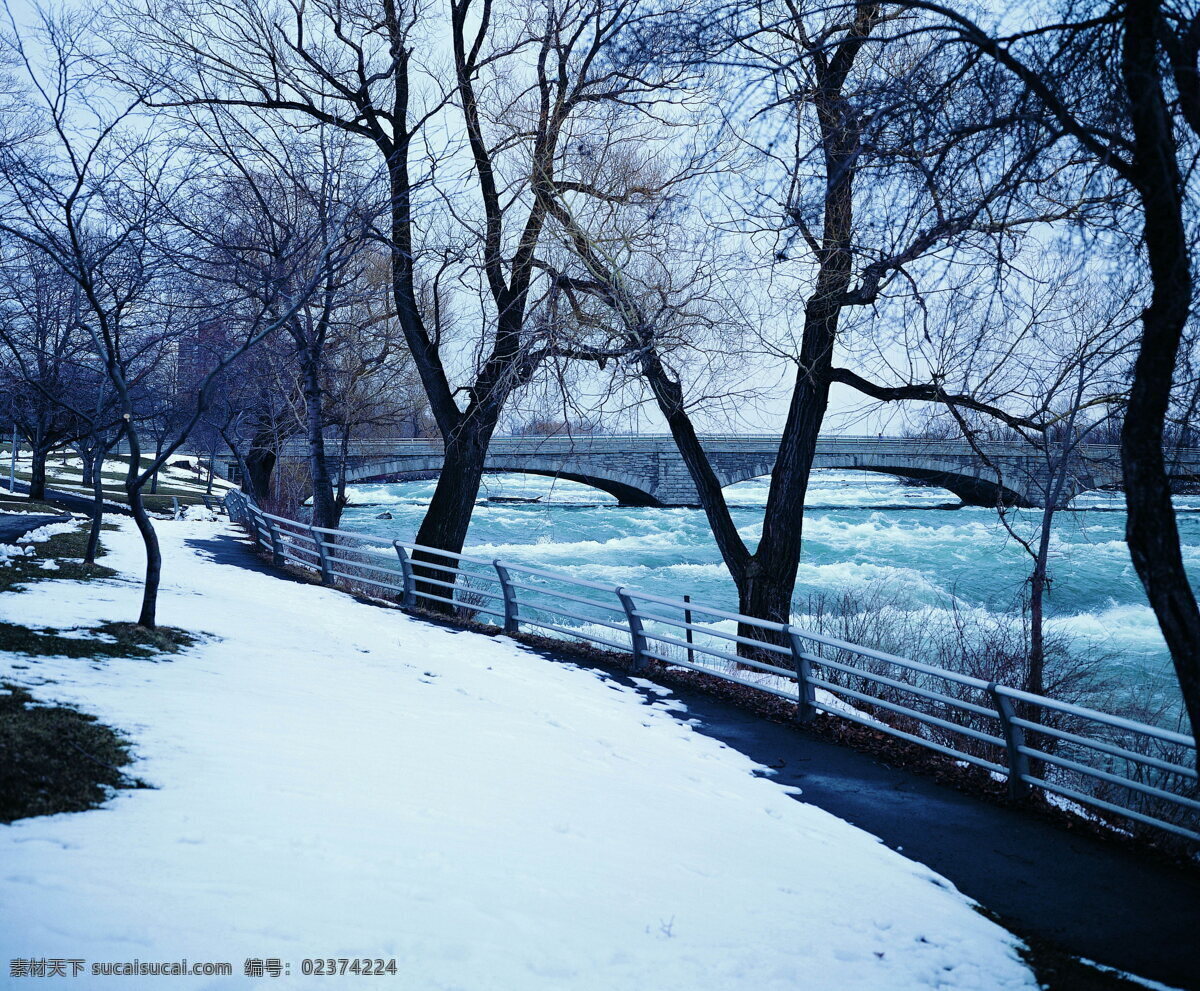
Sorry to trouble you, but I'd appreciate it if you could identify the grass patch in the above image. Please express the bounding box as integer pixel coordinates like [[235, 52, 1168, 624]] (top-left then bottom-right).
[[0, 522, 118, 593], [0, 682, 146, 823], [142, 494, 205, 512], [39, 526, 105, 559], [0, 621, 196, 659], [1, 448, 229, 508], [0, 497, 76, 515], [16, 484, 207, 507]]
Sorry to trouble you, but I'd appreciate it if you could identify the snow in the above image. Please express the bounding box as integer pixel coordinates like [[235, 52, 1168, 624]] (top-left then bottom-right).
[[0, 518, 1037, 990], [0, 543, 35, 566], [15, 521, 77, 544]]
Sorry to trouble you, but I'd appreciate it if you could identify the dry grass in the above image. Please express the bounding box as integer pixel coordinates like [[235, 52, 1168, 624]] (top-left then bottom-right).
[[0, 682, 146, 823], [0, 621, 195, 659], [0, 523, 118, 593]]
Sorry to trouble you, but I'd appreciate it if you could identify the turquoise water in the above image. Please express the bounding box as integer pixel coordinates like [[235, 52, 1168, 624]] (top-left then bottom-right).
[[339, 471, 1200, 721]]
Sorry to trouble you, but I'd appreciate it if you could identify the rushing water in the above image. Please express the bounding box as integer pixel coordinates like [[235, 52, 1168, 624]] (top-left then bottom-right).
[[338, 470, 1200, 723]]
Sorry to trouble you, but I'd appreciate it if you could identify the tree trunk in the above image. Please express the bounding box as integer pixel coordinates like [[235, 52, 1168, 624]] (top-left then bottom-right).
[[621, 13, 864, 663], [1026, 476, 1060, 704], [244, 440, 277, 503], [1121, 2, 1200, 752], [1027, 568, 1046, 699], [301, 357, 339, 530], [28, 443, 49, 500], [736, 562, 799, 657], [85, 444, 108, 565], [735, 300, 838, 648], [80, 446, 96, 489], [222, 432, 252, 502], [640, 340, 831, 658], [336, 427, 351, 512], [124, 426, 162, 629], [149, 436, 164, 494], [1020, 560, 1049, 784], [130, 485, 162, 628], [411, 423, 495, 612]]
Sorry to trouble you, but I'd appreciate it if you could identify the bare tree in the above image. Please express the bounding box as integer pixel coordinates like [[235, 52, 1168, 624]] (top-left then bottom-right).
[[0, 246, 94, 498], [0, 6, 362, 627], [543, 1, 1073, 651], [201, 248, 429, 515], [205, 336, 302, 503], [106, 0, 698, 592], [906, 0, 1200, 758], [923, 276, 1136, 700], [175, 115, 383, 528], [0, 239, 128, 562]]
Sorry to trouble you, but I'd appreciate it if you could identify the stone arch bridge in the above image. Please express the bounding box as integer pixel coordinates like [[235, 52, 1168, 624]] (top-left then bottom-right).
[[276, 434, 1200, 509]]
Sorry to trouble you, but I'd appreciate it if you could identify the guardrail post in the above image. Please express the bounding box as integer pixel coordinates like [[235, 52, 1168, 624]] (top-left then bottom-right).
[[266, 518, 285, 567], [787, 627, 817, 723], [254, 516, 269, 553], [616, 586, 647, 672], [392, 541, 416, 610], [493, 561, 520, 634], [988, 682, 1031, 800], [247, 509, 265, 550], [683, 594, 695, 667], [310, 527, 333, 584]]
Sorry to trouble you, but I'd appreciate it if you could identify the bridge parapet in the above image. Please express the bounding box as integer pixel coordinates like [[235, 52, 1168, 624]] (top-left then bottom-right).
[[273, 435, 1200, 509]]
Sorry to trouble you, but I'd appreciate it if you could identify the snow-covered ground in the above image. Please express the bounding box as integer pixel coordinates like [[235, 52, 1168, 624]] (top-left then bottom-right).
[[0, 517, 79, 566], [0, 447, 235, 500], [0, 519, 1037, 990]]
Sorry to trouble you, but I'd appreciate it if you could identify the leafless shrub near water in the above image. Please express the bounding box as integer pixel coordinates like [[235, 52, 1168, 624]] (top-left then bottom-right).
[[792, 587, 1197, 844], [263, 464, 315, 520]]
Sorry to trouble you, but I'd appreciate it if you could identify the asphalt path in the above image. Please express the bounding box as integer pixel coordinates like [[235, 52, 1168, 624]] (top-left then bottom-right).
[[1, 478, 131, 516], [630, 676, 1200, 990], [0, 512, 72, 544]]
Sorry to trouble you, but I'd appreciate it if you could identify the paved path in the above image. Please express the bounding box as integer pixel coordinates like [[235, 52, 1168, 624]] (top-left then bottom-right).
[[628, 676, 1200, 990], [1, 479, 131, 516], [0, 512, 72, 544]]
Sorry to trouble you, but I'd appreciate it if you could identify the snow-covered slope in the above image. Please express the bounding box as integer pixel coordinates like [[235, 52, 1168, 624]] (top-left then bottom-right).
[[0, 519, 1036, 990], [0, 448, 235, 502]]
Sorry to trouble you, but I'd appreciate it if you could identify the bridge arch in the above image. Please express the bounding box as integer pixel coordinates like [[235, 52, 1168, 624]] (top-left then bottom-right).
[[342, 455, 1037, 507], [716, 457, 1033, 507], [842, 461, 1031, 507], [342, 458, 664, 506]]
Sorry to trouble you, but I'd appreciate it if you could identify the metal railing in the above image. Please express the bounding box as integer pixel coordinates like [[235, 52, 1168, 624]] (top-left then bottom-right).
[[223, 490, 1200, 844]]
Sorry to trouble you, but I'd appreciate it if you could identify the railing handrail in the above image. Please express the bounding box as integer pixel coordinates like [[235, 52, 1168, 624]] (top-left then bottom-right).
[[221, 489, 1200, 844], [995, 684, 1196, 747]]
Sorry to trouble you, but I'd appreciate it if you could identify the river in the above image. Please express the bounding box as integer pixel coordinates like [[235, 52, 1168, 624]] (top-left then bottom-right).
[[337, 470, 1200, 726]]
